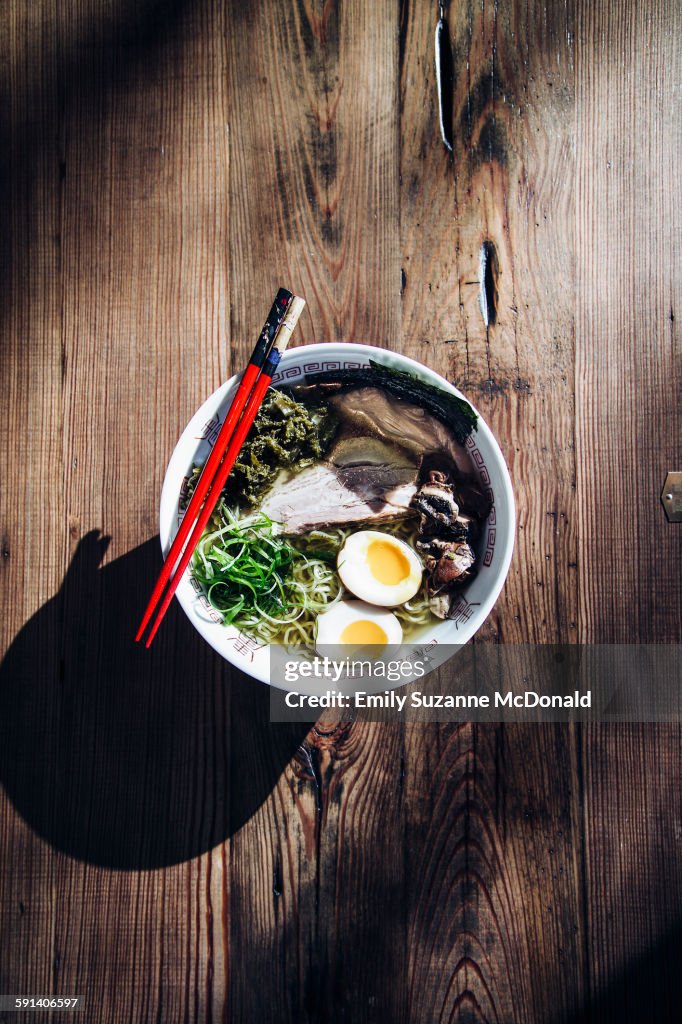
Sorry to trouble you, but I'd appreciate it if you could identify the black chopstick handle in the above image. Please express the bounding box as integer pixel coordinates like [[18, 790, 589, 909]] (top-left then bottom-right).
[[250, 287, 293, 369], [262, 294, 306, 376]]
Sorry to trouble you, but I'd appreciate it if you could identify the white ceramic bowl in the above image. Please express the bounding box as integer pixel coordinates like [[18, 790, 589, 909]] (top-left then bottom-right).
[[159, 344, 515, 687]]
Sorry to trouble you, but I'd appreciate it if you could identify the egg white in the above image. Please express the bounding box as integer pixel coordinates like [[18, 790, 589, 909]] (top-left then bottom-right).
[[315, 599, 403, 656], [337, 530, 423, 607]]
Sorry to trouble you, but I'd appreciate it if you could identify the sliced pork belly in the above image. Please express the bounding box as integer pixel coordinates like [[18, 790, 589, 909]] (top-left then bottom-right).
[[259, 437, 418, 535], [329, 388, 472, 475]]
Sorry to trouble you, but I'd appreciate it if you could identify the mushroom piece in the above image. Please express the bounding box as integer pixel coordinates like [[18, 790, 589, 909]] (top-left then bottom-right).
[[411, 470, 459, 528], [430, 541, 476, 586], [410, 467, 486, 619], [428, 591, 454, 619]]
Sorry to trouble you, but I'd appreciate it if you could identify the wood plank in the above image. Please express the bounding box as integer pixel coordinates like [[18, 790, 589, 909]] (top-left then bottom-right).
[[403, 721, 587, 1022], [575, 1, 682, 1018], [399, 1, 585, 1021], [224, 2, 406, 1020], [224, 0, 401, 349], [400, 0, 578, 646], [576, 0, 682, 642], [0, 0, 64, 1011], [58, 0, 231, 562], [228, 718, 407, 1023], [52, 0, 231, 1015], [578, 724, 682, 1018], [1, 2, 233, 1021]]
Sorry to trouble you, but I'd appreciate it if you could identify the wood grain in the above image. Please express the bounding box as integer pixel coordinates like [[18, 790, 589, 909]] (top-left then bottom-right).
[[0, 1, 680, 1022], [224, 0, 400, 348], [575, 5, 682, 1018], [401, 0, 578, 647], [224, 5, 407, 1020], [576, 0, 682, 643], [399, 4, 585, 1021]]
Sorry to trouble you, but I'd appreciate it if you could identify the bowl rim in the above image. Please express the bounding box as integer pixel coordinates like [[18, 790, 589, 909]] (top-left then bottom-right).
[[159, 342, 516, 685]]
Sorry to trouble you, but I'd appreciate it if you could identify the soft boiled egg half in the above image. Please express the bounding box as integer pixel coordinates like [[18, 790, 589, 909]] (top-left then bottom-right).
[[315, 599, 403, 655], [337, 530, 423, 607]]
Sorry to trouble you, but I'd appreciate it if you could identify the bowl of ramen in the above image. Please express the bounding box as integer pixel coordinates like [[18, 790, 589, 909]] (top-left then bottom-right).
[[159, 344, 515, 687]]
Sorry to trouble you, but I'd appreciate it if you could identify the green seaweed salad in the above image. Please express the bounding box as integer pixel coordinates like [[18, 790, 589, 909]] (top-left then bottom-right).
[[185, 389, 338, 508]]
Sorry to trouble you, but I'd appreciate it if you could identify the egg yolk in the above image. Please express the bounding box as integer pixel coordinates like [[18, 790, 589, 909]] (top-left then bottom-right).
[[366, 539, 411, 586], [340, 620, 388, 646]]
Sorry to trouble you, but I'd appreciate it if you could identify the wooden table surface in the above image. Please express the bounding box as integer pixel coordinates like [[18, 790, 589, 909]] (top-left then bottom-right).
[[1, 1, 681, 1021]]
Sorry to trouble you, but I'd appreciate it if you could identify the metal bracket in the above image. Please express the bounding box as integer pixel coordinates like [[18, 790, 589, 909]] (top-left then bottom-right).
[[661, 472, 682, 522]]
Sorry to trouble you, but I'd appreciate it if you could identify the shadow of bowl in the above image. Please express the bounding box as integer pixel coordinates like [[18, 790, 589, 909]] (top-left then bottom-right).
[[0, 531, 310, 870]]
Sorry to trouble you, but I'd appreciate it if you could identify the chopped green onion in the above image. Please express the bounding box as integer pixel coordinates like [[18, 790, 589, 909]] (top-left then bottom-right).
[[191, 503, 343, 646]]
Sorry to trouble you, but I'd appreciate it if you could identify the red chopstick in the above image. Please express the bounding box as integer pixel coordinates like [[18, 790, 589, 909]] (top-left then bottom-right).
[[139, 294, 306, 648], [135, 288, 295, 645]]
